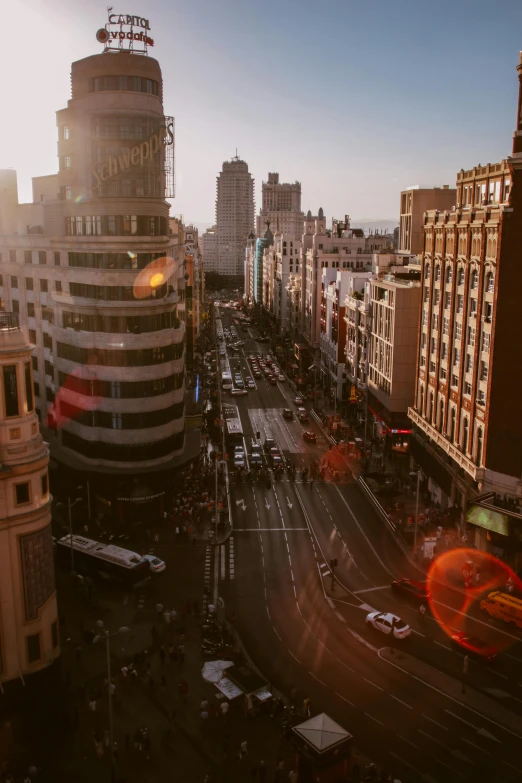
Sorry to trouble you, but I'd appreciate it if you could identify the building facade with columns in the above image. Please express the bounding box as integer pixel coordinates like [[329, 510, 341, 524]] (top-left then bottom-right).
[[408, 53, 522, 554], [256, 173, 304, 240], [0, 313, 59, 685]]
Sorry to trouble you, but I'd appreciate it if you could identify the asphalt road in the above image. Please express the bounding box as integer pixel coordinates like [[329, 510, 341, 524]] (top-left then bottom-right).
[[216, 310, 522, 783]]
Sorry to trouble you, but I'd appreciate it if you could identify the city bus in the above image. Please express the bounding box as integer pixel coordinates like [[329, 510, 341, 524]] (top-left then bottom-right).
[[225, 418, 243, 446], [56, 534, 151, 588], [221, 371, 233, 390]]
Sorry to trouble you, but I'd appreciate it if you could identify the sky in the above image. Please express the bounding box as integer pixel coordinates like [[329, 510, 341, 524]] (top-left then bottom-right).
[[1, 0, 522, 226]]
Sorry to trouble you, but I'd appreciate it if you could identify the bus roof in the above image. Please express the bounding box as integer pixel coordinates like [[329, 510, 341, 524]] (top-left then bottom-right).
[[58, 535, 144, 568], [486, 591, 522, 608], [226, 418, 243, 435]]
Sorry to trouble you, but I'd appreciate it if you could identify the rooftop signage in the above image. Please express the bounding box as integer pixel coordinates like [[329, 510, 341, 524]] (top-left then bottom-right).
[[96, 9, 154, 53]]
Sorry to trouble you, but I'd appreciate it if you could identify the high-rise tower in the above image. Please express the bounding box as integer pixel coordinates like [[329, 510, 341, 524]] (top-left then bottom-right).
[[216, 156, 255, 279], [256, 173, 304, 240]]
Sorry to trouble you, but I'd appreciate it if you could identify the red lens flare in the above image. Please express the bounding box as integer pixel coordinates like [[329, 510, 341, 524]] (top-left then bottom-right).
[[47, 362, 103, 430], [426, 547, 522, 654]]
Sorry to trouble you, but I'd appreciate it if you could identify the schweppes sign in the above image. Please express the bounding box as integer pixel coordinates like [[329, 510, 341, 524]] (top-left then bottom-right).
[[91, 120, 174, 191]]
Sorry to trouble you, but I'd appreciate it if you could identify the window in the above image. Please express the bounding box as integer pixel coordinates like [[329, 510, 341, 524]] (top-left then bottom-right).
[[481, 331, 490, 353], [464, 381, 471, 396], [40, 279, 48, 293], [33, 381, 40, 397], [451, 374, 458, 388], [484, 302, 493, 323], [440, 367, 447, 381], [25, 278, 34, 291], [9, 250, 17, 263], [468, 326, 476, 347], [31, 356, 37, 371], [456, 295, 464, 314], [435, 265, 441, 281], [12, 300, 19, 314], [24, 251, 32, 264], [446, 266, 452, 284], [11, 276, 18, 289], [486, 271, 494, 293], [51, 621, 59, 649], [455, 322, 462, 340], [27, 633, 41, 664], [462, 417, 469, 453], [476, 427, 484, 465], [465, 354, 473, 373], [56, 281, 62, 293], [480, 362, 488, 381], [38, 251, 47, 265], [422, 310, 428, 326], [453, 348, 460, 367], [24, 362, 34, 412], [471, 269, 478, 289], [27, 303, 35, 317], [443, 317, 449, 336], [54, 252, 61, 265], [61, 155, 71, 170], [444, 292, 451, 309], [424, 287, 429, 303], [41, 473, 48, 497], [457, 268, 464, 286], [44, 360, 53, 376], [43, 333, 52, 350], [441, 343, 448, 360], [3, 365, 19, 417], [15, 482, 30, 505], [431, 337, 437, 354], [429, 361, 436, 374], [477, 389, 486, 405], [425, 263, 430, 279], [434, 289, 440, 306], [469, 298, 477, 317], [432, 314, 438, 330], [422, 333, 427, 349]]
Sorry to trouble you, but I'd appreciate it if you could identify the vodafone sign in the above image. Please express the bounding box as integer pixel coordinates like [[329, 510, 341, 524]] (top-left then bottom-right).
[[97, 11, 154, 50]]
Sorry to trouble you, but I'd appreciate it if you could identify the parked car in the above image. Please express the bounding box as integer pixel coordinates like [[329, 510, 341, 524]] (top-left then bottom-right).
[[450, 632, 498, 663], [391, 578, 431, 602], [143, 554, 166, 574], [366, 611, 411, 639], [282, 409, 294, 420], [303, 431, 316, 443]]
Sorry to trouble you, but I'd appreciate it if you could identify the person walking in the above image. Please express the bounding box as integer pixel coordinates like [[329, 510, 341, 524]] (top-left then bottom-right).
[[419, 604, 426, 623], [220, 700, 229, 718], [239, 739, 248, 759]]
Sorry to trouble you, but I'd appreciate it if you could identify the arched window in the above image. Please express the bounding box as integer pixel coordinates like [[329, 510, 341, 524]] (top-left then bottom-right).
[[446, 266, 452, 284], [462, 417, 469, 453], [428, 391, 434, 422], [438, 398, 444, 432], [435, 265, 441, 282], [476, 427, 483, 466], [471, 269, 479, 290], [486, 271, 494, 293], [449, 407, 456, 441]]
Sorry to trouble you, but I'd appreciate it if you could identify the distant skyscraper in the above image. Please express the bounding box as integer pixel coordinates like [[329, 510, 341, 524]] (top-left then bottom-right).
[[201, 225, 218, 272], [256, 172, 304, 240], [216, 156, 255, 278]]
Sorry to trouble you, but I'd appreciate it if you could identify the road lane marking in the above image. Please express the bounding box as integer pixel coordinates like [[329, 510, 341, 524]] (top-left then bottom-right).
[[489, 669, 508, 680], [444, 710, 478, 730], [273, 626, 281, 641], [234, 527, 308, 531], [434, 640, 452, 650], [397, 734, 419, 749], [309, 672, 325, 686], [353, 585, 391, 595], [461, 738, 491, 755], [388, 752, 427, 778], [335, 658, 354, 672], [365, 712, 384, 726], [363, 678, 384, 691], [335, 692, 354, 706], [434, 759, 465, 777], [390, 694, 413, 709], [422, 714, 448, 731], [502, 761, 522, 774], [418, 729, 451, 751], [334, 487, 394, 575], [379, 649, 522, 740], [288, 650, 301, 664]]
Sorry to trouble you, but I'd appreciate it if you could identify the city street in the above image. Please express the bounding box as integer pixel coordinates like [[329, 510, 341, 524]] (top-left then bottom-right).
[[215, 312, 522, 783]]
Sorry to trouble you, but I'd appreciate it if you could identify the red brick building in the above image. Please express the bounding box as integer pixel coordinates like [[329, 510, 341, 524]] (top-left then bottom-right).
[[408, 52, 522, 553]]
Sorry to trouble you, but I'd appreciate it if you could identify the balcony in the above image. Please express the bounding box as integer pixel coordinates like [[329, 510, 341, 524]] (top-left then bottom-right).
[[408, 407, 485, 483]]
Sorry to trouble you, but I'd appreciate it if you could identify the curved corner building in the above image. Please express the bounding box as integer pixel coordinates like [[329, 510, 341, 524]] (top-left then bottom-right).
[[0, 45, 186, 523]]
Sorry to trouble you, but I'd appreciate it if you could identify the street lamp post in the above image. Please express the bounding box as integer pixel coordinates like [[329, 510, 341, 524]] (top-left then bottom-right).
[[93, 621, 129, 766]]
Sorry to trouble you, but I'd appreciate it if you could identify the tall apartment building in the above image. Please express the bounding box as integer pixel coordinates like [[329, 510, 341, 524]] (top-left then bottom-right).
[[399, 186, 456, 255], [408, 52, 522, 542], [215, 156, 255, 278], [0, 313, 59, 685], [256, 173, 304, 240], [201, 225, 218, 273], [0, 44, 190, 524]]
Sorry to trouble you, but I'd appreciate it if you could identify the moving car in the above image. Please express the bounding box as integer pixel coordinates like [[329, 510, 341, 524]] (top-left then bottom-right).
[[297, 412, 309, 423], [246, 379, 255, 388], [451, 632, 498, 663], [294, 396, 304, 405], [391, 578, 431, 602], [282, 409, 294, 420], [303, 431, 316, 443], [278, 375, 285, 382], [143, 554, 166, 574], [231, 388, 247, 396], [269, 376, 277, 385], [253, 371, 262, 378], [366, 611, 411, 639], [250, 453, 263, 466]]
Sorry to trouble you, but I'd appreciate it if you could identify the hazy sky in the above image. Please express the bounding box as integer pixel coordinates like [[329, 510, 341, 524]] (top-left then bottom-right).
[[2, 0, 522, 225]]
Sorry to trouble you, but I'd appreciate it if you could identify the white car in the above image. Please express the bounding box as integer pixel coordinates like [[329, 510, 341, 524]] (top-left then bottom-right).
[[278, 375, 285, 382], [366, 611, 411, 639], [294, 396, 304, 405], [143, 554, 166, 573]]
